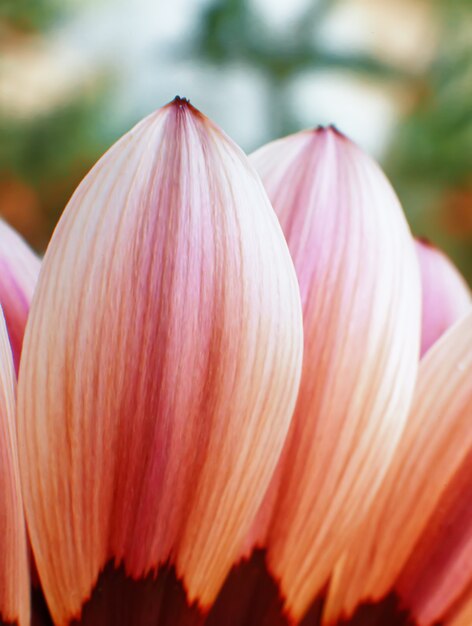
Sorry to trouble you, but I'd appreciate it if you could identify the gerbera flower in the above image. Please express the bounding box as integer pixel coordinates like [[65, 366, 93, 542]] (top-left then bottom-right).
[[0, 98, 470, 626]]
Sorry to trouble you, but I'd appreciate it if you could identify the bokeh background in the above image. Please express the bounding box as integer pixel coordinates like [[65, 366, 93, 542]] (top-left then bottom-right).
[[0, 0, 471, 281]]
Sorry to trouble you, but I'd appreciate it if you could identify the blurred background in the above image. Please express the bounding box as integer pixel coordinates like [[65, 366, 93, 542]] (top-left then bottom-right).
[[0, 0, 471, 281]]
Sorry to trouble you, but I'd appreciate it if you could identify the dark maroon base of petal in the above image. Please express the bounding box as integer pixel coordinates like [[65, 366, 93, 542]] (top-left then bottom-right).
[[205, 550, 290, 626], [335, 594, 421, 626], [41, 549, 437, 625], [0, 619, 17, 626], [70, 561, 204, 626], [64, 550, 293, 626], [206, 549, 289, 626], [32, 585, 54, 626], [206, 549, 324, 626]]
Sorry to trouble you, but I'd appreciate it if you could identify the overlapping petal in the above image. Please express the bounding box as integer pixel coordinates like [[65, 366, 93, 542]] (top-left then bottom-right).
[[17, 99, 303, 625], [248, 127, 421, 620], [415, 238, 471, 356], [0, 218, 41, 372], [0, 309, 30, 626], [324, 311, 472, 626]]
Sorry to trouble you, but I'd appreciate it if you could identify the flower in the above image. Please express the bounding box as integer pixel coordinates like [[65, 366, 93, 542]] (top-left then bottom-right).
[[0, 99, 470, 626]]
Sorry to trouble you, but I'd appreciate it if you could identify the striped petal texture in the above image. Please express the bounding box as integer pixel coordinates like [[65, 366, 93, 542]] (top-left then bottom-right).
[[0, 309, 30, 626], [324, 310, 472, 626], [0, 218, 41, 373], [245, 126, 421, 621], [17, 98, 303, 626]]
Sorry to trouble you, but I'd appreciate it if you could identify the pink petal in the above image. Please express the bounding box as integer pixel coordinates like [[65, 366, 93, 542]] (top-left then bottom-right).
[[0, 308, 30, 625], [17, 98, 303, 625], [324, 311, 472, 625], [415, 238, 471, 357], [0, 218, 41, 373], [249, 126, 421, 620]]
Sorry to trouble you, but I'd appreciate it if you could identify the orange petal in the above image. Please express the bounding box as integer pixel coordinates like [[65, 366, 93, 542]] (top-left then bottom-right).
[[17, 98, 303, 626], [249, 127, 421, 620], [324, 311, 472, 625], [415, 238, 471, 357], [0, 218, 41, 373], [0, 309, 30, 626], [447, 587, 472, 626]]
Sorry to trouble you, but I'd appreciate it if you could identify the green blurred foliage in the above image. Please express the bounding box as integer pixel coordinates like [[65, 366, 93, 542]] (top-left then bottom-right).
[[194, 0, 472, 281], [0, 93, 111, 242], [0, 0, 471, 281], [194, 0, 412, 138], [0, 0, 75, 31], [0, 99, 106, 184], [385, 0, 472, 281], [196, 0, 408, 77]]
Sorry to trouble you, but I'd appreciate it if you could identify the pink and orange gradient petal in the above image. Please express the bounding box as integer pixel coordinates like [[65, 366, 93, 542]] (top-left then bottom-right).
[[17, 99, 303, 626], [447, 587, 472, 626], [0, 218, 41, 373], [249, 127, 421, 621], [324, 310, 472, 626], [0, 309, 30, 626], [415, 238, 471, 357]]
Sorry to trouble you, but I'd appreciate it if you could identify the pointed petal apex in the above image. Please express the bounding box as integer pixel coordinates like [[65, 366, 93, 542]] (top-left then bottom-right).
[[18, 102, 303, 625], [250, 127, 421, 619]]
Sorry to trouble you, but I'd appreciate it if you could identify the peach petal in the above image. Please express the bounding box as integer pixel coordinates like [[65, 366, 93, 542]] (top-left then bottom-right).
[[447, 586, 472, 626], [0, 218, 41, 373], [397, 449, 472, 624], [17, 99, 303, 626], [324, 311, 472, 625], [250, 127, 421, 620], [415, 238, 471, 357], [0, 308, 30, 626]]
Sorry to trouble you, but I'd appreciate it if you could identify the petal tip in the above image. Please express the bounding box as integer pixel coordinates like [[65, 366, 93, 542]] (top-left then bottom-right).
[[310, 125, 353, 148], [165, 95, 203, 118], [314, 123, 343, 136]]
